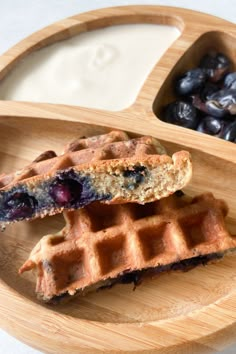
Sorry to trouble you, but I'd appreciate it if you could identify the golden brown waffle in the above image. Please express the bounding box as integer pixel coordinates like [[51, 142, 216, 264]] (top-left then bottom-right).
[[0, 130, 192, 224], [0, 130, 165, 187], [19, 192, 236, 303]]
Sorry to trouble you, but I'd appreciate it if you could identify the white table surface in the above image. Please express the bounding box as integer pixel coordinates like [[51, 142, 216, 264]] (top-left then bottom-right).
[[0, 1, 235, 353]]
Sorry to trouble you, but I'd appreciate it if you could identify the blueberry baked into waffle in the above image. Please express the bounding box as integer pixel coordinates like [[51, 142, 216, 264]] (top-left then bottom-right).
[[0, 131, 192, 225], [17, 130, 236, 304], [19, 192, 236, 303]]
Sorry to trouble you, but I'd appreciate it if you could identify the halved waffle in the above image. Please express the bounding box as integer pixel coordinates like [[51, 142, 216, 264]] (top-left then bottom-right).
[[0, 130, 192, 224], [19, 192, 236, 303]]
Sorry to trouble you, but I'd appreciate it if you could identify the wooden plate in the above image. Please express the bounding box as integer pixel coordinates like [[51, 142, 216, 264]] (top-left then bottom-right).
[[0, 6, 235, 354]]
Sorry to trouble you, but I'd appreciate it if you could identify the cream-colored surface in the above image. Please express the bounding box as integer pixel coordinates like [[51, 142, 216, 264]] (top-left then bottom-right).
[[0, 24, 179, 111], [0, 5, 235, 354]]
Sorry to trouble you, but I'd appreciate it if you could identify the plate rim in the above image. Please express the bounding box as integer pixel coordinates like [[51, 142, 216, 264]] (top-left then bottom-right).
[[0, 4, 235, 353]]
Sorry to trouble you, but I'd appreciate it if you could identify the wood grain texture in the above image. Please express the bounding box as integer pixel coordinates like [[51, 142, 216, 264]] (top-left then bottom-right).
[[0, 5, 235, 354]]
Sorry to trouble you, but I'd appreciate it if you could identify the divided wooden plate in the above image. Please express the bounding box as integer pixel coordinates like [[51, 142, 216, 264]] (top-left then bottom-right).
[[0, 5, 235, 354]]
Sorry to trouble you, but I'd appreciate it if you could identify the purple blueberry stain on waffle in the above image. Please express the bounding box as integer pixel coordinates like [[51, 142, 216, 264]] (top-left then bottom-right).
[[42, 260, 53, 273], [0, 165, 152, 222], [49, 169, 112, 208], [123, 165, 148, 190], [49, 175, 83, 206], [0, 168, 112, 222], [3, 188, 38, 221], [49, 252, 224, 304]]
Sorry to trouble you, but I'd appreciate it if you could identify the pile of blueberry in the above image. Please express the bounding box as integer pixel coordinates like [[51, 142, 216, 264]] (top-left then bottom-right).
[[163, 52, 236, 142]]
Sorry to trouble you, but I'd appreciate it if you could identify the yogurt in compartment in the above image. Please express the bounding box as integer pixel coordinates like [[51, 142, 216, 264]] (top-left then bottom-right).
[[0, 24, 180, 111]]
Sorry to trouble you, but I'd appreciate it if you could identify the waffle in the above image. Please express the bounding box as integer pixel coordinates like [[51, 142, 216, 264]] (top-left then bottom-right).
[[19, 192, 236, 303], [0, 130, 192, 224]]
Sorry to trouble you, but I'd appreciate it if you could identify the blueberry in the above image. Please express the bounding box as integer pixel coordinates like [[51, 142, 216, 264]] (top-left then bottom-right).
[[4, 192, 37, 220], [200, 52, 231, 82], [123, 166, 147, 188], [175, 68, 206, 96], [192, 94, 230, 118], [191, 95, 209, 113], [208, 88, 236, 108], [205, 88, 236, 117], [49, 178, 82, 206], [123, 166, 147, 179], [220, 121, 236, 142], [50, 182, 71, 204], [123, 166, 147, 190], [119, 271, 141, 286], [164, 101, 199, 129], [199, 82, 219, 102], [42, 260, 53, 273], [197, 116, 223, 136], [174, 190, 185, 197], [224, 72, 236, 90], [161, 51, 235, 142], [205, 100, 228, 118]]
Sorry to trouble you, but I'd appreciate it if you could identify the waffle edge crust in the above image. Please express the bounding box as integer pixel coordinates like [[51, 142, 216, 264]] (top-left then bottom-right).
[[46, 252, 226, 304]]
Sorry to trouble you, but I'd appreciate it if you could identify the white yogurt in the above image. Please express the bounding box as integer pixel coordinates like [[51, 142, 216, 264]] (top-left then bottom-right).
[[0, 24, 180, 111]]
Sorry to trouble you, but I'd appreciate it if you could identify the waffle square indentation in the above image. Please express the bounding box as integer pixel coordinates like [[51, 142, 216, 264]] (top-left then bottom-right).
[[21, 168, 38, 179], [179, 212, 209, 248], [87, 204, 122, 232], [54, 157, 74, 170], [138, 223, 167, 261], [131, 203, 157, 220], [48, 249, 85, 290], [49, 235, 65, 246], [96, 235, 126, 275], [100, 149, 118, 160]]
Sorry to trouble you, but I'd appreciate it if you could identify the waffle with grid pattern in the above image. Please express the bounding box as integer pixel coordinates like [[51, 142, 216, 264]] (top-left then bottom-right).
[[19, 192, 236, 303], [0, 130, 192, 224]]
